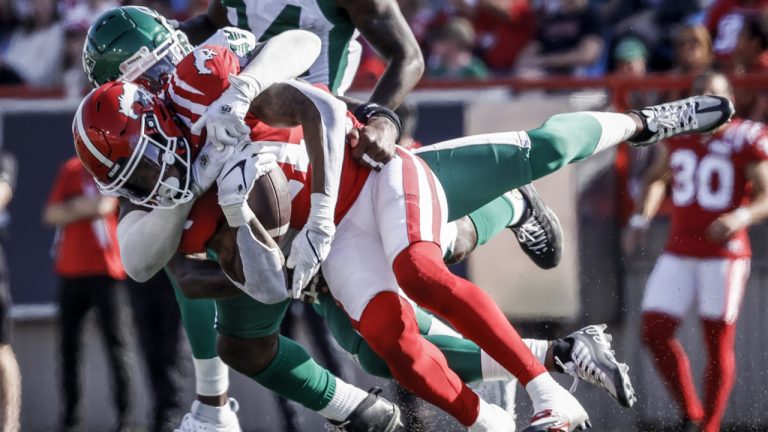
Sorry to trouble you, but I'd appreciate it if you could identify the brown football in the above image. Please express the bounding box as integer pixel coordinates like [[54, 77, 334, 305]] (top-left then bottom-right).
[[246, 166, 292, 243]]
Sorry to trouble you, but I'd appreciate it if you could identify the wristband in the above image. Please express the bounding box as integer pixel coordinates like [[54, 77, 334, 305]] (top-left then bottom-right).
[[354, 102, 402, 143], [628, 214, 650, 230]]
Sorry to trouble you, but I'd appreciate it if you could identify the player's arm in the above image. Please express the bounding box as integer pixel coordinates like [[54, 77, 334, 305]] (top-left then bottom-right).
[[192, 30, 322, 147], [165, 253, 242, 299], [251, 81, 346, 294], [338, 0, 423, 109], [338, 0, 420, 167], [178, 0, 230, 45], [116, 198, 197, 282], [43, 196, 117, 227], [0, 152, 16, 212], [250, 81, 346, 202], [622, 145, 671, 254], [706, 160, 768, 243]]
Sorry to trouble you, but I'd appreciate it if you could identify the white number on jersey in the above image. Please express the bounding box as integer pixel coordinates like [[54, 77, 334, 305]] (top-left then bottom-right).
[[670, 148, 735, 211]]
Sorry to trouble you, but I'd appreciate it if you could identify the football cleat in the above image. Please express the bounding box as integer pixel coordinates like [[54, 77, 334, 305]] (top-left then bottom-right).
[[329, 387, 404, 431], [555, 324, 637, 408], [509, 184, 563, 269], [521, 409, 591, 432], [175, 398, 242, 432], [628, 95, 735, 146]]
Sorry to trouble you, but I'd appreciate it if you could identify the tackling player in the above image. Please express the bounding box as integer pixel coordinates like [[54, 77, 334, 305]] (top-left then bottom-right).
[[624, 72, 768, 432]]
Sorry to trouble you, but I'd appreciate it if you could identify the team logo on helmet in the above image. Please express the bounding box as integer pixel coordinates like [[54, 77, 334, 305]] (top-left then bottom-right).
[[193, 48, 218, 75], [117, 83, 148, 120]]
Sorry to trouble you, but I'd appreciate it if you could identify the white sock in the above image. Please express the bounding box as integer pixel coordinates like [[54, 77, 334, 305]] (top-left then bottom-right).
[[524, 338, 550, 365], [193, 357, 229, 396], [584, 112, 638, 153], [525, 372, 562, 412], [317, 378, 369, 422], [504, 190, 528, 227], [191, 398, 237, 425]]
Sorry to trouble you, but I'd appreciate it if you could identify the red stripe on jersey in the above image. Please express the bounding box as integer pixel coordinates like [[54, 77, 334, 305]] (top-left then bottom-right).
[[398, 147, 422, 243], [415, 153, 442, 243]]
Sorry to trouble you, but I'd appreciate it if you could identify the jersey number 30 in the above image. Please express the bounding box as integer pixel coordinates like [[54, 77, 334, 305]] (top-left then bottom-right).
[[670, 149, 734, 211]]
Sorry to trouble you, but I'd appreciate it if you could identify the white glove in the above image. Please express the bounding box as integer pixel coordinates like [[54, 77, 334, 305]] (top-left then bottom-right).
[[191, 141, 235, 196], [217, 143, 278, 227], [286, 194, 336, 298], [190, 74, 256, 147]]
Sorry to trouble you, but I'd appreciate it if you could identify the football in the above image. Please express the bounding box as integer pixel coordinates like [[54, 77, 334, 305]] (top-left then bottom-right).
[[247, 166, 292, 243]]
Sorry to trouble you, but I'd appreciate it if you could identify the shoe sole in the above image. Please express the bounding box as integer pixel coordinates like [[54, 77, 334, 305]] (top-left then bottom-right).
[[519, 184, 563, 269]]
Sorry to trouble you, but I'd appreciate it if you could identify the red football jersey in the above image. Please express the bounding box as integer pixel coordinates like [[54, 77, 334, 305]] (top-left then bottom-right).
[[167, 45, 369, 253], [665, 118, 768, 258]]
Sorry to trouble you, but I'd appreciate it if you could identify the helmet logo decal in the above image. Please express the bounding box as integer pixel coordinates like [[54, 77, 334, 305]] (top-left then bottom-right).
[[193, 48, 218, 75], [118, 84, 143, 120]]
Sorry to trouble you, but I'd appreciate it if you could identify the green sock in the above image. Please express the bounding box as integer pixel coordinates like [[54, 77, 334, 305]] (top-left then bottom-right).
[[527, 113, 602, 179], [167, 268, 219, 359], [467, 196, 516, 246], [252, 335, 337, 411]]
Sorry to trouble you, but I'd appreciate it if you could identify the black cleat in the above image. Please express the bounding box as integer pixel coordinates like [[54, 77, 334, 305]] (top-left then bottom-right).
[[330, 387, 404, 432], [509, 184, 563, 269], [628, 95, 735, 147]]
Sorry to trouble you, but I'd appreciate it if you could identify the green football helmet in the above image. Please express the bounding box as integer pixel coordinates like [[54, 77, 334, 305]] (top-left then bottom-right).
[[82, 6, 192, 92]]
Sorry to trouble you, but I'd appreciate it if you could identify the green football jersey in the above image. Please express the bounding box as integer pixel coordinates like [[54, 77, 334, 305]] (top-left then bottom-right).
[[220, 0, 358, 93]]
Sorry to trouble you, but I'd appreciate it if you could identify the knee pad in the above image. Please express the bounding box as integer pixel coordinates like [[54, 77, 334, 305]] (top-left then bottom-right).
[[393, 242, 454, 314], [357, 292, 419, 360]]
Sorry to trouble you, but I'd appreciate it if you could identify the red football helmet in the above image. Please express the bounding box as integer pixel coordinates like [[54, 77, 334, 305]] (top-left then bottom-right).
[[73, 80, 193, 208]]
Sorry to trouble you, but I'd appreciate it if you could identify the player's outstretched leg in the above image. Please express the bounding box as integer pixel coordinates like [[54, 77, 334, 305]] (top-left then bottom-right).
[[415, 95, 735, 223]]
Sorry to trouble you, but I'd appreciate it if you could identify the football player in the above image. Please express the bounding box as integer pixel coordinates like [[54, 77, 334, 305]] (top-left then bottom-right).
[[624, 72, 768, 432], [176, 0, 566, 270], [78, 11, 732, 428]]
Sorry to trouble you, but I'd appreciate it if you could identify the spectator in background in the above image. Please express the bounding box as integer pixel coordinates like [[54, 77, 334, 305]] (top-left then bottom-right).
[[515, 0, 605, 76], [426, 17, 489, 80], [43, 157, 132, 432], [456, 0, 536, 75], [673, 25, 715, 76], [731, 14, 768, 122], [708, 0, 768, 66], [612, 36, 659, 108], [0, 151, 20, 431], [0, 0, 63, 87]]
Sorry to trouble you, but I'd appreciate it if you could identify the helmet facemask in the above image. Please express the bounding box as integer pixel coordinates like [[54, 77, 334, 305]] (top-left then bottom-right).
[[118, 28, 192, 93], [97, 111, 193, 209]]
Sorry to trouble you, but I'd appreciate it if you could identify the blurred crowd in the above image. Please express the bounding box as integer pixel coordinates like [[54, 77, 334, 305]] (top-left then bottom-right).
[[0, 0, 767, 98]]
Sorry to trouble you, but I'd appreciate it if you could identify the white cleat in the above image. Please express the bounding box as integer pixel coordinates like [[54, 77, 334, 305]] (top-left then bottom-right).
[[175, 398, 242, 432], [523, 375, 590, 432], [556, 324, 636, 408]]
